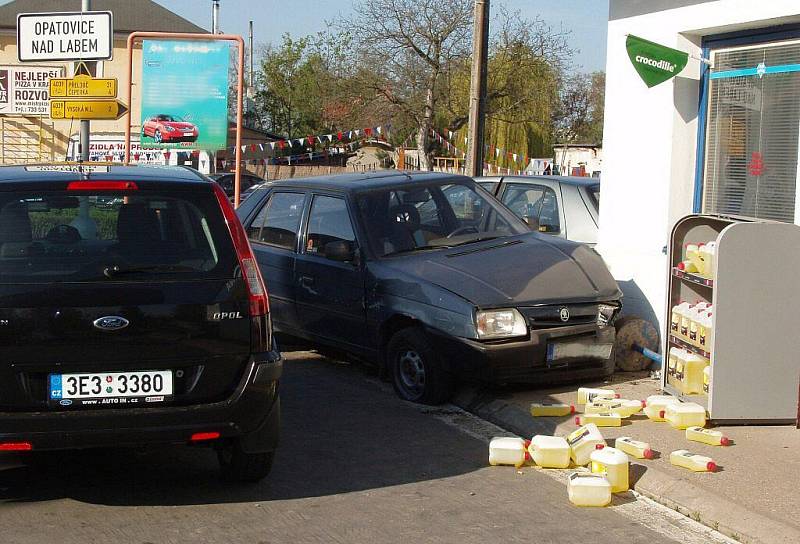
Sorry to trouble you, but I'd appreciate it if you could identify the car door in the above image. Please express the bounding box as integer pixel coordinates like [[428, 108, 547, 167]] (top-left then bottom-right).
[[499, 181, 566, 239], [246, 190, 307, 334], [294, 193, 367, 352]]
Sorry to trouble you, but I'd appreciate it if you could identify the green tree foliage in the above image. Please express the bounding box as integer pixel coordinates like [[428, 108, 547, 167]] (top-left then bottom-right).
[[553, 70, 606, 145]]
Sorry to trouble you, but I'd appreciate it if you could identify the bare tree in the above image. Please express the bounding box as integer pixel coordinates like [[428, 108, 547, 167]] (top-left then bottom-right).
[[347, 0, 473, 170]]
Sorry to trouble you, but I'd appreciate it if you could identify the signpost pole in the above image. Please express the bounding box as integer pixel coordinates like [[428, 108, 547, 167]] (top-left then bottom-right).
[[79, 0, 91, 162]]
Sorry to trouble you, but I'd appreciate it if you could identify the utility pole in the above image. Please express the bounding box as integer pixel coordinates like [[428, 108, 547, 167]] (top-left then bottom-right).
[[466, 0, 489, 177], [212, 0, 220, 34], [248, 20, 254, 91], [79, 0, 92, 161]]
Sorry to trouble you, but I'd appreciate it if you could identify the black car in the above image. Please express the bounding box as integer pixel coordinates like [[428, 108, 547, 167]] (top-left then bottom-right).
[[0, 164, 281, 482], [209, 172, 265, 199], [237, 171, 621, 405]]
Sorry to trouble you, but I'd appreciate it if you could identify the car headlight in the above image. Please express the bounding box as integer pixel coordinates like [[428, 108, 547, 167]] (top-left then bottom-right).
[[597, 304, 618, 327], [476, 308, 528, 340]]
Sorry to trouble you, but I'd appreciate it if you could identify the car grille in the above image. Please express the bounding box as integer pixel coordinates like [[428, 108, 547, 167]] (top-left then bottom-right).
[[519, 304, 600, 329]]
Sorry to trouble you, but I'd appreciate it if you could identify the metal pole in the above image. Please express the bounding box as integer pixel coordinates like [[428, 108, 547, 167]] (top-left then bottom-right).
[[79, 0, 91, 161], [248, 21, 254, 90], [466, 0, 489, 177], [212, 0, 220, 34]]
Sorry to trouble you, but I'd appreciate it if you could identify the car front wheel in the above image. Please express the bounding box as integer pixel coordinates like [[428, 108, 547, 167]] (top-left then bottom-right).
[[387, 327, 454, 405], [217, 439, 274, 483], [154, 129, 162, 143]]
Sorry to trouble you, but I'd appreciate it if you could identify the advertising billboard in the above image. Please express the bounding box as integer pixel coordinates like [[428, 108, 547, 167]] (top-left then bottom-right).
[[140, 40, 229, 150], [0, 65, 64, 115]]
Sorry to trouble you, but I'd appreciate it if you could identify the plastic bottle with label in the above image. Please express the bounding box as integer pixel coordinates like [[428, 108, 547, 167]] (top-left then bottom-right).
[[663, 402, 707, 429], [703, 365, 711, 394], [530, 403, 575, 417], [687, 303, 710, 348], [489, 437, 531, 467], [678, 302, 695, 341], [667, 347, 680, 383], [643, 395, 682, 421], [568, 472, 612, 507], [590, 445, 630, 493], [699, 241, 717, 279], [585, 398, 644, 418], [698, 311, 714, 353], [576, 387, 619, 405], [682, 353, 710, 395], [693, 243, 708, 275], [566, 423, 606, 465], [575, 413, 622, 427], [677, 260, 699, 273], [684, 243, 701, 270], [615, 437, 655, 459], [670, 449, 717, 472], [671, 302, 692, 339], [528, 435, 571, 468], [686, 426, 731, 446]]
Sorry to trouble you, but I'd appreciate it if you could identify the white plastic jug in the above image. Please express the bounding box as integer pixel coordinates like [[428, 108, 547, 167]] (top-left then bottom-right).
[[576, 387, 618, 405], [615, 437, 654, 460], [698, 311, 713, 352], [590, 445, 630, 493], [664, 402, 707, 429], [575, 413, 622, 427], [530, 403, 575, 417], [567, 472, 612, 507], [686, 426, 731, 446], [489, 437, 530, 467], [700, 242, 716, 279], [670, 450, 717, 472], [566, 423, 606, 466], [682, 353, 709, 395], [671, 302, 692, 339], [585, 398, 643, 418], [643, 395, 681, 421], [703, 365, 711, 394], [528, 435, 571, 468]]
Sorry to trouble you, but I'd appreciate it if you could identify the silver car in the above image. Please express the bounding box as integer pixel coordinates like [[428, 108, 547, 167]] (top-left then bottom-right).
[[476, 176, 600, 246]]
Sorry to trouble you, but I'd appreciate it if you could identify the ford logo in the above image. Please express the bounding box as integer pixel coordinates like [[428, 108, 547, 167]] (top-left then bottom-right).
[[559, 308, 570, 322], [93, 316, 130, 331], [59, 399, 73, 406]]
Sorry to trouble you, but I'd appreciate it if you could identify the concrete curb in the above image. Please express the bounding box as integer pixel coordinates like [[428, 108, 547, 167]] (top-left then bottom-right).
[[452, 386, 800, 544]]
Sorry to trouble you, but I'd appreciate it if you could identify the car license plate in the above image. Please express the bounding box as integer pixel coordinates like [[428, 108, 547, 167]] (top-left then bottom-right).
[[49, 371, 173, 407], [547, 342, 613, 363]]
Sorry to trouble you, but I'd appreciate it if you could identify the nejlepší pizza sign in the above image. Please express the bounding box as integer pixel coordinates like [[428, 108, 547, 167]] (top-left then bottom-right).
[[626, 34, 688, 88], [17, 11, 113, 62]]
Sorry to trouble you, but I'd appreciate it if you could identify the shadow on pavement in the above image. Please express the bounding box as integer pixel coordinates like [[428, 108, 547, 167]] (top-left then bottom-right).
[[0, 354, 487, 507]]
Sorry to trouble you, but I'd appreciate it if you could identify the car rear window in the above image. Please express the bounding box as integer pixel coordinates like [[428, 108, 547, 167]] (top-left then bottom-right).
[[0, 188, 238, 283]]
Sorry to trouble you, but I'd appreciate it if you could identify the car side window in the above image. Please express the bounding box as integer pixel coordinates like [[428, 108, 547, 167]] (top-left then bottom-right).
[[305, 195, 355, 256], [501, 184, 561, 234], [249, 192, 305, 250]]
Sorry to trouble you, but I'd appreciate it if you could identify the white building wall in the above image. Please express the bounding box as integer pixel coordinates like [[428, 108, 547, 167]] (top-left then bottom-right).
[[601, 0, 800, 333]]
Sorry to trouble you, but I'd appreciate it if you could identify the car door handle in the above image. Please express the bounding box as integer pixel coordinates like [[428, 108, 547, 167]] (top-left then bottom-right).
[[299, 275, 315, 287]]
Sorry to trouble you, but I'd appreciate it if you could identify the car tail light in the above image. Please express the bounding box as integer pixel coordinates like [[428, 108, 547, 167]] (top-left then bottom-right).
[[67, 181, 138, 190], [190, 432, 220, 442], [211, 182, 269, 317], [0, 442, 32, 451]]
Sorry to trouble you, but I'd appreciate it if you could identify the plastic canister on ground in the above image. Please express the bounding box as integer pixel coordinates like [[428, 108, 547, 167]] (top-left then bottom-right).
[[566, 423, 606, 465], [686, 426, 731, 446], [567, 472, 612, 507], [530, 403, 575, 417], [528, 435, 571, 468], [682, 353, 709, 395], [670, 450, 717, 472], [590, 445, 630, 493], [575, 413, 621, 427], [585, 398, 643, 418], [489, 437, 530, 467], [576, 387, 619, 405], [664, 402, 707, 429], [615, 437, 655, 459], [643, 395, 681, 421]]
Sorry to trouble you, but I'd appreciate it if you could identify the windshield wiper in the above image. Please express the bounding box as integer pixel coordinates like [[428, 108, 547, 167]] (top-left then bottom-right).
[[103, 264, 196, 278], [384, 244, 452, 256], [450, 236, 501, 247]]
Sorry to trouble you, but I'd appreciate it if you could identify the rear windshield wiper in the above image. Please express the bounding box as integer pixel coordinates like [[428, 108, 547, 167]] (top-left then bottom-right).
[[103, 264, 197, 278]]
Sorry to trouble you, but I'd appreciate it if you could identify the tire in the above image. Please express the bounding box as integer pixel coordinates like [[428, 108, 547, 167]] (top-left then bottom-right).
[[217, 439, 274, 483], [154, 129, 162, 143], [387, 327, 454, 405]]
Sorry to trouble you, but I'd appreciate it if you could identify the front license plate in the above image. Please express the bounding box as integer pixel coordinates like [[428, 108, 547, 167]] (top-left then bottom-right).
[[49, 371, 173, 407], [547, 342, 614, 363]]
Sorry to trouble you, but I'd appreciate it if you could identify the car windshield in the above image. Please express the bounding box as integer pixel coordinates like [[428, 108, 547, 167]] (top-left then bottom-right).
[[156, 115, 182, 122], [0, 189, 237, 283], [356, 181, 527, 257]]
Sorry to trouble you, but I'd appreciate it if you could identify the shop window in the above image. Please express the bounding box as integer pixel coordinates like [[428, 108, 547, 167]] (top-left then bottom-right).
[[703, 40, 800, 222]]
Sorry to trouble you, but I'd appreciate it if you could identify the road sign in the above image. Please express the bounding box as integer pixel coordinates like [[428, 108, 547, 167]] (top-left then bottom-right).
[[50, 99, 128, 120], [17, 11, 113, 62], [49, 74, 117, 98]]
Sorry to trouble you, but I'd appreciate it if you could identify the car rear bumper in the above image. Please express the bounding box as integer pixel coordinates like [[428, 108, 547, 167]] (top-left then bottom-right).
[[0, 350, 282, 453], [427, 323, 616, 385]]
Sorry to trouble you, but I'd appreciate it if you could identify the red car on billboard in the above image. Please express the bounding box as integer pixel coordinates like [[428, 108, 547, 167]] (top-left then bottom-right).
[[142, 114, 199, 143]]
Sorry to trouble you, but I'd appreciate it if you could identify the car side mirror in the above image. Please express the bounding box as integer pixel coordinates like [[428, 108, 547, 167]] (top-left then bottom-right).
[[523, 215, 540, 231], [324, 240, 355, 262]]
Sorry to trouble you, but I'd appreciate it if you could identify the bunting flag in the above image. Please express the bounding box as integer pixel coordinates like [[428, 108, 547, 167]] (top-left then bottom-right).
[[224, 124, 390, 157], [429, 126, 530, 169]]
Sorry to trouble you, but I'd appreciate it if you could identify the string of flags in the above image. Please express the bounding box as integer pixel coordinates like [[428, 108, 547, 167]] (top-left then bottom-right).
[[429, 127, 531, 167], [229, 125, 390, 156]]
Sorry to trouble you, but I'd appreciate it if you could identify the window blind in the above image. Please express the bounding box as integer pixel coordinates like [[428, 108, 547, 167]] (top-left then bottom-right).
[[703, 40, 800, 223]]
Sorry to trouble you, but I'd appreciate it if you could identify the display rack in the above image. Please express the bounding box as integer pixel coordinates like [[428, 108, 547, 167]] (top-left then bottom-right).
[[663, 214, 800, 423]]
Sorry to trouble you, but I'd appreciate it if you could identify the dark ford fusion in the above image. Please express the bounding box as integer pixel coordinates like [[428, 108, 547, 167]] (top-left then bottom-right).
[[237, 171, 621, 405], [0, 164, 281, 481]]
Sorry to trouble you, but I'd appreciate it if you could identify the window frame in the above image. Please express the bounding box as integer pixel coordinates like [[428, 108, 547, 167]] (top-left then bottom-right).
[[247, 189, 308, 252], [500, 181, 563, 235], [300, 191, 359, 260]]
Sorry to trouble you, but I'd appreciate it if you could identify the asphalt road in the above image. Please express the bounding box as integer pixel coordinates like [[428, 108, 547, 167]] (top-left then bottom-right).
[[0, 352, 717, 544]]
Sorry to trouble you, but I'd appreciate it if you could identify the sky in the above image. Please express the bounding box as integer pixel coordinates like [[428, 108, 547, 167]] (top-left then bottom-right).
[[156, 0, 610, 73]]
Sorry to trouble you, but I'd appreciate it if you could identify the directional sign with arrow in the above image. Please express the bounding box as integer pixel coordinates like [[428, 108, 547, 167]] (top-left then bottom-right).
[[50, 99, 128, 120], [49, 74, 117, 98]]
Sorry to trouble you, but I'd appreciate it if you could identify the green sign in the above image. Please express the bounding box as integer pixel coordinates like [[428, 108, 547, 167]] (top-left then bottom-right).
[[626, 35, 688, 88]]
